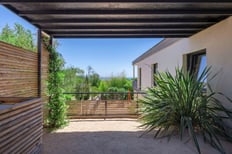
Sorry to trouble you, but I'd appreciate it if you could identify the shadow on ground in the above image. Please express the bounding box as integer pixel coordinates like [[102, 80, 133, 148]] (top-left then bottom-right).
[[42, 120, 232, 154]]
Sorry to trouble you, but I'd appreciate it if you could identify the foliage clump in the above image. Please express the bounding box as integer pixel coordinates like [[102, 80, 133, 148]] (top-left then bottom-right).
[[45, 39, 68, 129], [0, 24, 36, 51], [99, 73, 133, 100], [140, 67, 232, 154], [62, 66, 133, 100]]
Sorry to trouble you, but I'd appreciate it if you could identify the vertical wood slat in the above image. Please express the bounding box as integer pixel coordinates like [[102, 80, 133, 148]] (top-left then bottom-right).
[[0, 98, 42, 154]]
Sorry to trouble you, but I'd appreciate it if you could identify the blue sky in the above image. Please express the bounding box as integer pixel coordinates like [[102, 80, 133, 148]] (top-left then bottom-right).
[[0, 5, 162, 77], [57, 38, 162, 77], [0, 5, 37, 39]]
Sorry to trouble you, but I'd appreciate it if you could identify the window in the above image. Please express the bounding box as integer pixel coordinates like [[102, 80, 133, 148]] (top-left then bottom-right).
[[138, 68, 142, 90], [152, 63, 158, 86], [187, 49, 206, 79]]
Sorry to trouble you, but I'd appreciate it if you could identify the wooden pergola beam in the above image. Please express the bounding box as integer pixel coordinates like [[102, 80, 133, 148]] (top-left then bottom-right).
[[52, 34, 191, 38], [18, 9, 232, 16], [1, 0, 232, 3], [31, 18, 217, 24], [46, 28, 202, 32], [42, 24, 209, 30], [2, 1, 232, 38], [49, 30, 198, 35]]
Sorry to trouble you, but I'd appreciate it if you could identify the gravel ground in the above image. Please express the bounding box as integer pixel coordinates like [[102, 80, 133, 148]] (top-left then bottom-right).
[[42, 119, 232, 154]]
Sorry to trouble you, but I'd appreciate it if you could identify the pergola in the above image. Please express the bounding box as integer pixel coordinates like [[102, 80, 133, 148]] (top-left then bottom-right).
[[1, 0, 232, 95], [1, 1, 232, 152], [1, 0, 232, 38]]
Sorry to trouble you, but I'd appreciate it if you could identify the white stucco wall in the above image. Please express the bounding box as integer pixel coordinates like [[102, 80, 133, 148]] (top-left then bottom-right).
[[136, 16, 232, 100]]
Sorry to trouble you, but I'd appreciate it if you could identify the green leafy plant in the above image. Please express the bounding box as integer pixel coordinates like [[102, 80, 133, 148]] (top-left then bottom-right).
[[45, 38, 68, 129], [0, 23, 36, 51], [139, 67, 232, 154]]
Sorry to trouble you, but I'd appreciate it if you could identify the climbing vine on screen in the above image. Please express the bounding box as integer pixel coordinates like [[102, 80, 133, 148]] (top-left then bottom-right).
[[43, 37, 68, 129]]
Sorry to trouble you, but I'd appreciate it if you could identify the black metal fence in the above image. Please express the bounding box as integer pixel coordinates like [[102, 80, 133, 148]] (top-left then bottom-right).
[[64, 91, 145, 100]]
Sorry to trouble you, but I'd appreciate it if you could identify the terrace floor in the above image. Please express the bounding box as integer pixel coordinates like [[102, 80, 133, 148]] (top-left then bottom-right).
[[42, 119, 232, 154]]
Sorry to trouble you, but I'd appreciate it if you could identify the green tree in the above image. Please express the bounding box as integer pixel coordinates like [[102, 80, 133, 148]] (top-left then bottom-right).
[[106, 72, 132, 91], [62, 66, 133, 100], [89, 73, 100, 87], [63, 66, 84, 92], [99, 72, 133, 100], [78, 75, 90, 100], [0, 24, 14, 44], [98, 81, 108, 92], [86, 66, 101, 88], [0, 23, 36, 51]]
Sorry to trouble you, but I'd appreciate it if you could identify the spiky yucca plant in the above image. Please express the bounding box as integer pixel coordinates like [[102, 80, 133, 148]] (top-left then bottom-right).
[[139, 67, 232, 154]]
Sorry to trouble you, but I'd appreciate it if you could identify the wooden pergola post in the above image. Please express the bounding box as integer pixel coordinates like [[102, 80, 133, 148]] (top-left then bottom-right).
[[49, 35, 53, 46], [37, 29, 42, 97]]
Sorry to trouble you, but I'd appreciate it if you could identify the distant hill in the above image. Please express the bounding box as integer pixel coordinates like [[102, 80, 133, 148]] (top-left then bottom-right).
[[100, 77, 133, 80]]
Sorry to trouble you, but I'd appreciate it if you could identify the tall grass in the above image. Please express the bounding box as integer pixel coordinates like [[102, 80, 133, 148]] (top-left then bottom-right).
[[139, 67, 232, 154]]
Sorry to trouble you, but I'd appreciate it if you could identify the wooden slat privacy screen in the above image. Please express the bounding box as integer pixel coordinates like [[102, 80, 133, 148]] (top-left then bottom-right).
[[67, 100, 138, 119], [0, 40, 49, 153], [0, 98, 42, 153], [0, 41, 38, 97]]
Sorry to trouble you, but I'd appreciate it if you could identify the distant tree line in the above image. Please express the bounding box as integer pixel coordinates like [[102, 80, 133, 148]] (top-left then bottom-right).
[[62, 66, 133, 100]]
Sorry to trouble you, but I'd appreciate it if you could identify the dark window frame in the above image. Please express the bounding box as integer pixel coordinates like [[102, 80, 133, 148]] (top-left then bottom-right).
[[187, 49, 206, 76], [152, 63, 158, 86], [138, 67, 142, 90]]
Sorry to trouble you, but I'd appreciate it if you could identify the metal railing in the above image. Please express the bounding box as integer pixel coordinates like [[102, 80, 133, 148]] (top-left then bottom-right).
[[64, 91, 146, 119]]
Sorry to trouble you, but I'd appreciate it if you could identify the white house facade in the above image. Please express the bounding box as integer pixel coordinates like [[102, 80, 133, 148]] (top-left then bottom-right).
[[133, 16, 232, 101]]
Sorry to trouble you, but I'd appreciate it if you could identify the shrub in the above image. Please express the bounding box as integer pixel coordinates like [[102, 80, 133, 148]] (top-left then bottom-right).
[[139, 67, 232, 154]]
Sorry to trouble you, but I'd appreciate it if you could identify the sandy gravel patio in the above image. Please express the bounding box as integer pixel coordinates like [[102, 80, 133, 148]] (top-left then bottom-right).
[[42, 119, 232, 154]]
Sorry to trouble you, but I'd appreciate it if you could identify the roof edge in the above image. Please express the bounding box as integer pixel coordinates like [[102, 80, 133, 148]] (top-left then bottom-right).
[[132, 38, 181, 65]]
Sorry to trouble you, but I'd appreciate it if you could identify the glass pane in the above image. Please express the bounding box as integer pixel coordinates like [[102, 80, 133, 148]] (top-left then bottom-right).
[[197, 54, 207, 81]]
